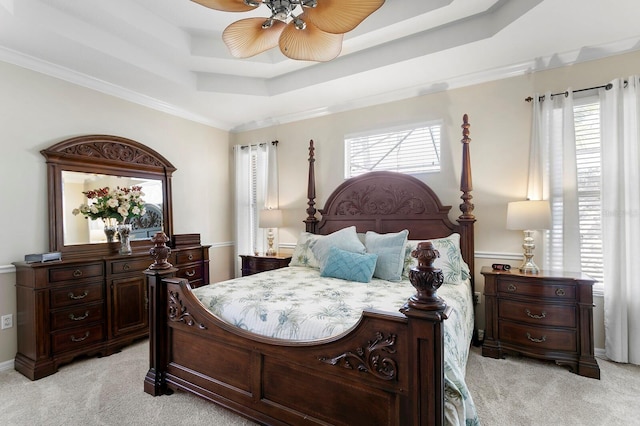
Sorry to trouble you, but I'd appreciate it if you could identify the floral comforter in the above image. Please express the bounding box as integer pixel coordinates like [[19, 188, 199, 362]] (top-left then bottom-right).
[[192, 266, 479, 425]]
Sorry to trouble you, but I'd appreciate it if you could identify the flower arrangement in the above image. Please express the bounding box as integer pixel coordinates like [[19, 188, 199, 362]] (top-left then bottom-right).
[[72, 186, 146, 224]]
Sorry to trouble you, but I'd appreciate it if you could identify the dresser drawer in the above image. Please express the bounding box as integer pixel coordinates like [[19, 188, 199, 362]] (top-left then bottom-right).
[[50, 302, 104, 331], [51, 323, 104, 353], [110, 258, 151, 275], [176, 248, 203, 265], [50, 283, 104, 309], [499, 321, 577, 353], [176, 263, 203, 282], [498, 279, 575, 300], [48, 263, 104, 283], [498, 299, 576, 328]]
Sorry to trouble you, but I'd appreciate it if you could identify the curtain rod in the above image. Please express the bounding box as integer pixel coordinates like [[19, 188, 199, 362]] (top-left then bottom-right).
[[524, 83, 614, 103], [239, 140, 279, 149]]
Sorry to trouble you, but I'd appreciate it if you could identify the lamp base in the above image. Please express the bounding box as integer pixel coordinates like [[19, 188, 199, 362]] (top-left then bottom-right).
[[518, 258, 540, 274], [519, 229, 540, 274], [266, 228, 276, 256]]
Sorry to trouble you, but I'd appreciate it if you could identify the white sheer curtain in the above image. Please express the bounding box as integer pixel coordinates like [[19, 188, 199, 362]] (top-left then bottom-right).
[[527, 91, 582, 272], [600, 76, 640, 365], [233, 142, 278, 276]]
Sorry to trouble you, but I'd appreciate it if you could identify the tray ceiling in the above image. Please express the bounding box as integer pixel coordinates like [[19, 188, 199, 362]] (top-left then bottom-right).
[[1, 0, 639, 131]]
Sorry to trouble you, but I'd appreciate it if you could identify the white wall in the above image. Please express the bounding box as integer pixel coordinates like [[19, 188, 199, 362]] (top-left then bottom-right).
[[232, 50, 640, 352], [0, 60, 233, 366]]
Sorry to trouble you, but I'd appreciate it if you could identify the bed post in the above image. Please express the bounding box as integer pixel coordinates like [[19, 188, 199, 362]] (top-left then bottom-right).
[[144, 232, 177, 396], [457, 114, 476, 296], [304, 140, 319, 233], [401, 242, 452, 425]]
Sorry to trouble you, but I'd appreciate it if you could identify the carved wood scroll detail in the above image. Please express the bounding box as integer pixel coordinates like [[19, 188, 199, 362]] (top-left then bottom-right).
[[318, 332, 397, 381], [336, 185, 426, 216], [61, 142, 165, 167], [168, 290, 207, 330]]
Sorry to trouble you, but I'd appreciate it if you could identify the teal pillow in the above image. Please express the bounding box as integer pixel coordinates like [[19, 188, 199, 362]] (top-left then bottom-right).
[[320, 247, 378, 283], [311, 226, 366, 269], [365, 230, 409, 281]]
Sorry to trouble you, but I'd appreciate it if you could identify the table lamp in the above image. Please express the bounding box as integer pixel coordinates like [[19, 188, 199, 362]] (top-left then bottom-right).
[[259, 208, 282, 256], [506, 200, 551, 274]]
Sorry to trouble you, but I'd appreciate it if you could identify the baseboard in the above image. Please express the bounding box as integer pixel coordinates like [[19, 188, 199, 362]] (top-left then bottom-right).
[[0, 358, 14, 372], [595, 348, 606, 359]]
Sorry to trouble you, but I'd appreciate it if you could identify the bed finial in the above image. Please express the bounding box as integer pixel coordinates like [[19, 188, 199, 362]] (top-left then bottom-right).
[[401, 241, 447, 312], [304, 140, 318, 232]]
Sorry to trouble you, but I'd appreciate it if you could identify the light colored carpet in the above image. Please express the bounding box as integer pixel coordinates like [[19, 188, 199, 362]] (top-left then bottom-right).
[[465, 346, 640, 425], [1, 340, 638, 425]]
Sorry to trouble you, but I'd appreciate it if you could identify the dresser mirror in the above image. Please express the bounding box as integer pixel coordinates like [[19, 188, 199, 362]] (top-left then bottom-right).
[[42, 135, 175, 258]]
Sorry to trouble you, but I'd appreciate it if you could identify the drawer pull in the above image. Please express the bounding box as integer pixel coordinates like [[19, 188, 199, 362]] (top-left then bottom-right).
[[69, 311, 90, 321], [70, 331, 90, 342], [68, 290, 89, 300], [555, 288, 566, 296], [188, 254, 194, 261], [526, 332, 546, 343], [185, 269, 196, 277], [73, 269, 83, 278], [507, 283, 517, 292], [525, 309, 546, 319], [123, 263, 131, 271]]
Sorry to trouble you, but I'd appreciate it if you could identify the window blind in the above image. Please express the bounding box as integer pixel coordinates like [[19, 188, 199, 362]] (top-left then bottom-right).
[[345, 123, 441, 178]]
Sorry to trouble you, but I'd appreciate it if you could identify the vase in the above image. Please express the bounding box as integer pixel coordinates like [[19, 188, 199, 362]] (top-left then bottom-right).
[[117, 224, 132, 255], [104, 225, 117, 243]]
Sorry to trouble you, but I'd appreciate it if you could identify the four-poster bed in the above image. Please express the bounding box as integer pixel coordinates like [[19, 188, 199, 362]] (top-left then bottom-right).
[[144, 114, 477, 425]]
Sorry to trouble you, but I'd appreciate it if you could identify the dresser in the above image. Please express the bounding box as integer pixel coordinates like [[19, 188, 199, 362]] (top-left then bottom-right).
[[481, 266, 599, 379], [13, 244, 210, 380], [240, 254, 292, 276]]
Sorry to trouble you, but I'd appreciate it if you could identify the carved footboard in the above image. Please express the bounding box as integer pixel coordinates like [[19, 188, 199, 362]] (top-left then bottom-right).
[[144, 242, 450, 426]]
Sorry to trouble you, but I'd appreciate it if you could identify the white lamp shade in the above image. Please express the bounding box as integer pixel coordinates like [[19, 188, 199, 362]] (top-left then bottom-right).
[[506, 200, 551, 231], [259, 209, 283, 228]]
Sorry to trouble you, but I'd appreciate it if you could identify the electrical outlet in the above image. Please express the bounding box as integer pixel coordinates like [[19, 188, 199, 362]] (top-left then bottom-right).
[[473, 292, 482, 305], [1, 314, 13, 330], [477, 329, 485, 341]]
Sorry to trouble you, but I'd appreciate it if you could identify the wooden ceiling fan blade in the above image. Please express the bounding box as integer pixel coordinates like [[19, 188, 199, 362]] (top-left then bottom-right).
[[279, 20, 343, 62], [223, 18, 286, 58], [305, 0, 385, 34], [191, 0, 258, 13]]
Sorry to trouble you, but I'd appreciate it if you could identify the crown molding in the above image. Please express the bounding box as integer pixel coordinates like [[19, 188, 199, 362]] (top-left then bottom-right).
[[0, 46, 231, 130]]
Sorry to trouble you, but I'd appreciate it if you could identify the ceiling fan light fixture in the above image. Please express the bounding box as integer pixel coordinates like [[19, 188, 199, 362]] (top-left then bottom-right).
[[194, 0, 385, 61]]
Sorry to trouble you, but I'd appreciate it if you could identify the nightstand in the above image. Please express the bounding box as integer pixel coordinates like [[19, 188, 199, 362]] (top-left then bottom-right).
[[481, 266, 600, 379], [240, 254, 292, 276]]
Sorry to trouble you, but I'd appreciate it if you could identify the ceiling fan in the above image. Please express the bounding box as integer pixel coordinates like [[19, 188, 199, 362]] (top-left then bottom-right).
[[192, 0, 385, 62]]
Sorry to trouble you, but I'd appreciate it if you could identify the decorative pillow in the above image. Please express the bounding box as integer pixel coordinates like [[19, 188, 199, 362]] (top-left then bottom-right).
[[289, 232, 322, 269], [320, 247, 378, 283], [311, 226, 366, 269], [365, 230, 409, 281], [401, 233, 470, 284]]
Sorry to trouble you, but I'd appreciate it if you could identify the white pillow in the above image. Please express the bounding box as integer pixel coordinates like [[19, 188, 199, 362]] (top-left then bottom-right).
[[365, 230, 409, 281], [311, 226, 366, 269], [402, 233, 470, 284], [289, 232, 322, 269]]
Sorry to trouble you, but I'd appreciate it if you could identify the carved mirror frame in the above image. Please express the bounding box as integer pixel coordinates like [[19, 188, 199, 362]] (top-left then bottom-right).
[[42, 135, 175, 258]]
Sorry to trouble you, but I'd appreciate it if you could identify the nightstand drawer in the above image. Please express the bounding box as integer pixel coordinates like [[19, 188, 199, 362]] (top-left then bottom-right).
[[499, 321, 577, 352], [498, 299, 576, 328], [498, 279, 575, 300]]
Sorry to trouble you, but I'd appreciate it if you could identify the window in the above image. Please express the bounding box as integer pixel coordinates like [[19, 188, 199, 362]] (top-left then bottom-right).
[[574, 98, 603, 285], [344, 122, 441, 178]]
